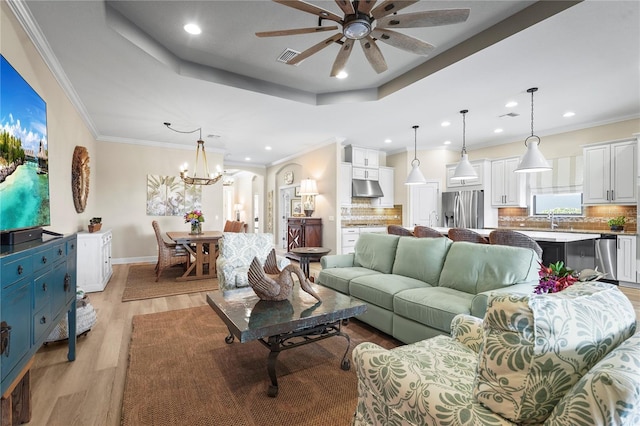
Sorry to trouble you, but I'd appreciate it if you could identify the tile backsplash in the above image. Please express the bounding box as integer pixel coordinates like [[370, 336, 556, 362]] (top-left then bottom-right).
[[498, 205, 637, 233], [341, 199, 402, 227]]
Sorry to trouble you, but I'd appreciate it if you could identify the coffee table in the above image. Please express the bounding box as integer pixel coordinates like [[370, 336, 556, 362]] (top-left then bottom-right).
[[206, 285, 367, 397]]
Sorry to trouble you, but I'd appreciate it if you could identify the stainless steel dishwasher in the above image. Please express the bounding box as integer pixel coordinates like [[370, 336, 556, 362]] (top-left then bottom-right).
[[595, 235, 617, 283]]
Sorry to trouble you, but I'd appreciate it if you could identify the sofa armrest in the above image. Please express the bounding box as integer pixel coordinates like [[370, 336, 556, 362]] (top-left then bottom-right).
[[450, 314, 484, 353], [216, 258, 237, 291], [320, 254, 354, 269], [470, 281, 537, 318]]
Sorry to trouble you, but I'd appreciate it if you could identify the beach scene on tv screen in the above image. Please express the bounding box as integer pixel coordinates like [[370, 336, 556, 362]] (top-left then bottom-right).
[[0, 55, 50, 233]]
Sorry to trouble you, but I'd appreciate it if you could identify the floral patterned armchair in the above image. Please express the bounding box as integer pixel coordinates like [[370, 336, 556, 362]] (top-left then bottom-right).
[[353, 282, 640, 425], [216, 232, 290, 292]]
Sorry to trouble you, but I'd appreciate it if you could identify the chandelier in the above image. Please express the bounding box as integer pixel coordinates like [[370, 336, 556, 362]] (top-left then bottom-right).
[[164, 122, 223, 185]]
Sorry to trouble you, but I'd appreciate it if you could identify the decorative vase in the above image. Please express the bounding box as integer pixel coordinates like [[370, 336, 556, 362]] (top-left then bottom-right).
[[610, 225, 623, 232], [190, 221, 202, 235]]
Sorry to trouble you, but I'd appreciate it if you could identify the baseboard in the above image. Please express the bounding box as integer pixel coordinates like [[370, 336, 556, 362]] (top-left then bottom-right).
[[111, 256, 156, 265]]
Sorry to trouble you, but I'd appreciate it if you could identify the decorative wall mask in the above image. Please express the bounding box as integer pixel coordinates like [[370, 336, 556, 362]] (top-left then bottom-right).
[[72, 146, 90, 213]]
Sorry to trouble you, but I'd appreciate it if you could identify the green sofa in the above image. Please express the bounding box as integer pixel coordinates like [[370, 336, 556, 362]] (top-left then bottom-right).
[[317, 232, 539, 343]]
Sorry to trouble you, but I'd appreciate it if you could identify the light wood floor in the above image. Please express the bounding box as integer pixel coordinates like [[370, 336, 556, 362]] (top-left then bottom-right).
[[26, 263, 640, 426]]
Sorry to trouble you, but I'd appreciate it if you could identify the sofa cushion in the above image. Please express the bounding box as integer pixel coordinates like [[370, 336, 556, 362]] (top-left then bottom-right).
[[438, 242, 538, 295], [391, 236, 452, 284], [317, 267, 381, 295], [545, 332, 640, 426], [349, 274, 426, 310], [353, 233, 399, 274], [474, 282, 637, 424], [393, 287, 475, 334]]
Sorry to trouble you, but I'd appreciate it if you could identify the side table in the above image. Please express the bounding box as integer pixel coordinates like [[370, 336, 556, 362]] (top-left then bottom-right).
[[289, 247, 331, 280]]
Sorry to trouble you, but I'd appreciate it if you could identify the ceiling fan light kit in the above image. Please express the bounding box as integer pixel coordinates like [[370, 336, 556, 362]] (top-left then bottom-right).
[[405, 125, 427, 185], [515, 87, 552, 173], [164, 122, 223, 186], [258, 0, 470, 76], [451, 109, 478, 181]]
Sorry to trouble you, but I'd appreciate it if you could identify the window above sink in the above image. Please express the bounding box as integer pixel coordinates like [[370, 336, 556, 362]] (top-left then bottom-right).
[[533, 193, 583, 216]]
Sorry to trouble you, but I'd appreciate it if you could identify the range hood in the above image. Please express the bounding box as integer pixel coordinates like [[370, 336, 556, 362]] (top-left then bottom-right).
[[352, 179, 384, 198]]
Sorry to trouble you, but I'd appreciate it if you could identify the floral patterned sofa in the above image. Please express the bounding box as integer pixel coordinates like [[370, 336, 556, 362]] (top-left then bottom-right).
[[352, 282, 640, 426], [216, 232, 290, 292]]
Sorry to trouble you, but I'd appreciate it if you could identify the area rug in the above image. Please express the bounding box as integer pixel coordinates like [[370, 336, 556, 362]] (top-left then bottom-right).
[[122, 264, 217, 302], [121, 305, 400, 426]]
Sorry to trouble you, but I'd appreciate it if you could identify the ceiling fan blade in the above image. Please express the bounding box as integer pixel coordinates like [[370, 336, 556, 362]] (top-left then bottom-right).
[[371, 28, 434, 55], [256, 26, 339, 37], [359, 36, 388, 74], [273, 0, 343, 23], [377, 9, 470, 28], [287, 33, 344, 65], [371, 1, 418, 20], [357, 0, 377, 14], [334, 0, 354, 15], [330, 39, 355, 76]]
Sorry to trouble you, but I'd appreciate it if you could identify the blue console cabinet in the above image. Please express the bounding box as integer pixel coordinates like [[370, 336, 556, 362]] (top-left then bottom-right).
[[0, 234, 77, 399]]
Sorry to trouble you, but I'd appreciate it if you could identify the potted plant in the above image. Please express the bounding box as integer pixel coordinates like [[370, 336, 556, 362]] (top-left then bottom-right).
[[88, 217, 102, 233], [607, 216, 625, 231]]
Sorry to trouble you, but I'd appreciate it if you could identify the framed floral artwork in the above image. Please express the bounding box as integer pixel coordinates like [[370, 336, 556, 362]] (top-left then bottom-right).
[[290, 198, 303, 217]]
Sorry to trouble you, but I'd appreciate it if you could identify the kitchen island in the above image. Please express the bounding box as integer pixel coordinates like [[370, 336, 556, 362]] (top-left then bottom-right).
[[432, 227, 599, 243]]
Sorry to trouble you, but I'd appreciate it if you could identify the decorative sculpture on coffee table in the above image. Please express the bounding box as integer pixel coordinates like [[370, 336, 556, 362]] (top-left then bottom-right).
[[248, 249, 322, 302]]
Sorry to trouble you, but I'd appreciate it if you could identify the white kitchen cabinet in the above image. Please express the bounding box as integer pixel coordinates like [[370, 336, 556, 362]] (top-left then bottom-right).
[[491, 157, 525, 206], [352, 167, 379, 181], [341, 228, 359, 254], [340, 162, 352, 206], [446, 159, 488, 189], [583, 140, 636, 204], [371, 166, 394, 207], [345, 145, 380, 169], [617, 235, 637, 283], [77, 229, 113, 292]]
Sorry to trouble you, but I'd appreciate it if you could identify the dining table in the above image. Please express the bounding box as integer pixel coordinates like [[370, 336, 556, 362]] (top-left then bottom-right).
[[166, 230, 223, 281]]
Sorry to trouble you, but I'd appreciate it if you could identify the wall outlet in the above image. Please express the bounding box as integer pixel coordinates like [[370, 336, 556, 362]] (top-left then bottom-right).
[[329, 216, 335, 221]]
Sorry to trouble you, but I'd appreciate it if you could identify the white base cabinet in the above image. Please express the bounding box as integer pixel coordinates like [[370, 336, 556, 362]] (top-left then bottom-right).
[[617, 235, 637, 284], [77, 229, 113, 292]]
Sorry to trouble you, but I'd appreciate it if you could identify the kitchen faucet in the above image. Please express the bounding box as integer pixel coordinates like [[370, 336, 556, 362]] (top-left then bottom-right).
[[548, 212, 559, 229]]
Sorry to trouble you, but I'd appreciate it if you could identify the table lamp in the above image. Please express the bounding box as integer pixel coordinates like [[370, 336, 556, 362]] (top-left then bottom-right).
[[299, 179, 319, 217]]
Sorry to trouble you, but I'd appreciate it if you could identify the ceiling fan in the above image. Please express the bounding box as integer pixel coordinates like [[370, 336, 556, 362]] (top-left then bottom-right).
[[256, 0, 470, 76]]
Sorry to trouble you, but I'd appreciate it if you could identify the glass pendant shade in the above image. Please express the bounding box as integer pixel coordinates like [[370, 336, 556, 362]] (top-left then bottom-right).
[[405, 125, 426, 185], [451, 153, 477, 180], [515, 87, 551, 173], [515, 136, 551, 172], [451, 109, 477, 181]]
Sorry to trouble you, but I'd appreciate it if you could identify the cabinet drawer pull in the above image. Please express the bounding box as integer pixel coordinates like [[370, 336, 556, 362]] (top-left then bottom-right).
[[42, 255, 47, 264], [58, 248, 63, 256], [17, 265, 23, 275], [40, 316, 47, 325], [42, 282, 47, 292], [64, 273, 71, 292]]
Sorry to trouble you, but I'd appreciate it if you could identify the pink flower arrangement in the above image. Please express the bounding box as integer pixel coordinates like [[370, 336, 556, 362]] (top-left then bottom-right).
[[534, 261, 578, 294], [184, 209, 204, 225]]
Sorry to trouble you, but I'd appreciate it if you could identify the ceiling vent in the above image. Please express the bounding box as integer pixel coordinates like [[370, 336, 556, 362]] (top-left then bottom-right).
[[277, 48, 301, 65], [499, 112, 520, 118]]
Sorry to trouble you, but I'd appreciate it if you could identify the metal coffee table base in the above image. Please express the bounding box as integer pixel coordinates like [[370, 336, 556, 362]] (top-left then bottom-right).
[[224, 320, 351, 397]]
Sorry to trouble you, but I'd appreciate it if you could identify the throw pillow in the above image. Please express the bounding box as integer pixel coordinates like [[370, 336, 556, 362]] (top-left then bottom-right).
[[473, 282, 636, 424]]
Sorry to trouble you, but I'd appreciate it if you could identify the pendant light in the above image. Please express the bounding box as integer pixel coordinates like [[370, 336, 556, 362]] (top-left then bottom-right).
[[451, 109, 477, 181], [164, 122, 223, 185], [515, 87, 551, 173], [405, 125, 427, 185]]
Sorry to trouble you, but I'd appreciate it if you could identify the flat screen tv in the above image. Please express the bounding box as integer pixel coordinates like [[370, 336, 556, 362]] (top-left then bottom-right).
[[0, 54, 50, 235]]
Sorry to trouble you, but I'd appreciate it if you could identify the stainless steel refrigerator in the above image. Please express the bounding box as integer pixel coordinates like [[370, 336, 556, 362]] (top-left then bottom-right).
[[442, 190, 484, 229]]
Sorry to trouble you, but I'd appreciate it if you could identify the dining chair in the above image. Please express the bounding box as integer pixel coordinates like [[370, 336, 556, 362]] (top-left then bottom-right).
[[488, 229, 543, 259], [152, 221, 189, 282], [413, 225, 445, 238], [387, 225, 414, 237], [224, 220, 246, 233], [448, 228, 488, 244]]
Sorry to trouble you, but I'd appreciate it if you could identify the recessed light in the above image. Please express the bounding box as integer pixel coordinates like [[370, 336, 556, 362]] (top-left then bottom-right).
[[441, 121, 450, 127], [494, 128, 503, 133], [336, 71, 348, 79], [184, 23, 201, 35], [245, 157, 251, 161], [563, 111, 575, 118], [444, 140, 451, 145], [505, 101, 518, 108], [384, 139, 392, 144], [265, 146, 272, 150]]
